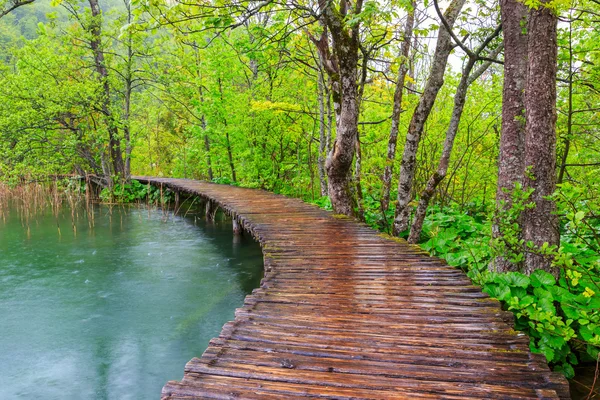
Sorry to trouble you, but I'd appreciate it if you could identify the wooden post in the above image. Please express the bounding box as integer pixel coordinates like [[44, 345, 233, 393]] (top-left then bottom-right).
[[205, 200, 213, 221], [205, 200, 217, 221], [232, 217, 242, 236]]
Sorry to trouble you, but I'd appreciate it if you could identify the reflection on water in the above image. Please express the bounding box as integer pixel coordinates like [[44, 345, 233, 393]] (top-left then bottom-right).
[[0, 204, 263, 399]]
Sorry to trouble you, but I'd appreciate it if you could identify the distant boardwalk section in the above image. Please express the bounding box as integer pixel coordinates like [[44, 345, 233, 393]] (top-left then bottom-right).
[[134, 177, 570, 400]]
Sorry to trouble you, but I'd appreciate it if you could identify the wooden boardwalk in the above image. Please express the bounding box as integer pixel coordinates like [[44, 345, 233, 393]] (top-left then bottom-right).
[[135, 177, 570, 400]]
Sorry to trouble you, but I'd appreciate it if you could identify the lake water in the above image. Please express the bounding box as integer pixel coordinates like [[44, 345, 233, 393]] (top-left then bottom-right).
[[0, 203, 263, 399]]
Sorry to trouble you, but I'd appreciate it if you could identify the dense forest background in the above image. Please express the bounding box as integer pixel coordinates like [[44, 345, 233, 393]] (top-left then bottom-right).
[[0, 0, 599, 384]]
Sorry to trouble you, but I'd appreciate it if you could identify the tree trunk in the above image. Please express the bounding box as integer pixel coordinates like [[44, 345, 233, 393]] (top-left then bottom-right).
[[522, 1, 559, 276], [88, 0, 124, 179], [355, 133, 365, 221], [310, 0, 361, 217], [123, 85, 132, 179], [217, 76, 236, 182], [392, 0, 466, 235], [493, 0, 529, 272], [381, 5, 415, 220], [122, 0, 133, 180], [317, 63, 328, 196], [326, 62, 359, 216], [203, 120, 214, 181], [408, 48, 500, 243], [326, 80, 333, 155], [225, 130, 237, 182]]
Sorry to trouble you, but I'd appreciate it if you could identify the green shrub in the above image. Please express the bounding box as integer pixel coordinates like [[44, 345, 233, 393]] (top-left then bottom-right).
[[417, 184, 600, 378], [100, 179, 173, 204]]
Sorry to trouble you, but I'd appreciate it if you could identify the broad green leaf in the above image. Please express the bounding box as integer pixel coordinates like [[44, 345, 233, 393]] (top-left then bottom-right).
[[531, 270, 556, 287]]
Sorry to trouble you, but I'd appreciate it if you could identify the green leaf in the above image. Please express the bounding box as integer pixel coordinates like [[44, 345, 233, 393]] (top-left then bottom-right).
[[510, 286, 527, 298], [484, 283, 511, 301], [541, 333, 566, 349], [539, 343, 555, 361], [531, 270, 556, 287], [495, 272, 531, 288], [580, 325, 595, 341], [559, 363, 575, 379]]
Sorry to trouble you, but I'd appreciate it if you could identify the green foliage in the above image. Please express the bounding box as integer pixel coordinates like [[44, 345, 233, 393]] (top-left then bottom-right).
[[211, 176, 238, 186], [100, 179, 172, 204], [419, 204, 490, 268], [490, 183, 535, 265], [311, 196, 332, 211], [1, 0, 600, 382], [417, 185, 600, 378]]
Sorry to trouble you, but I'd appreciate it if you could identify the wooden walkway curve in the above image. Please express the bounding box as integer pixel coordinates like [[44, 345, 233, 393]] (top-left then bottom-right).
[[135, 177, 570, 400]]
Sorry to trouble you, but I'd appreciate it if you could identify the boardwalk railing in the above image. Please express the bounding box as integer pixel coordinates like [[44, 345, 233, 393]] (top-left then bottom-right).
[[135, 177, 570, 400]]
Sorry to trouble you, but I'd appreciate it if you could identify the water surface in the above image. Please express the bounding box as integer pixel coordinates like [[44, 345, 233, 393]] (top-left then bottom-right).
[[0, 204, 263, 399]]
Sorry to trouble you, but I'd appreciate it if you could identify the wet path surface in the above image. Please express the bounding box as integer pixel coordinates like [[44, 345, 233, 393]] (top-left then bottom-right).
[[136, 177, 571, 400]]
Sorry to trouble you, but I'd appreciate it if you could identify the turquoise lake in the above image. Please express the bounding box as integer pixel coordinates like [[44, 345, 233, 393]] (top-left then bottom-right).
[[0, 204, 263, 399]]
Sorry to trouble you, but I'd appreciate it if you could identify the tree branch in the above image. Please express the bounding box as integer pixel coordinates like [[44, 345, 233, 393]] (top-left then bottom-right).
[[0, 0, 35, 19]]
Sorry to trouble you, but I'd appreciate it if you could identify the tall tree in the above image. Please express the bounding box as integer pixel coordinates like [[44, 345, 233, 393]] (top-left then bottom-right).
[[316, 0, 363, 216], [380, 3, 415, 223], [121, 0, 134, 178], [316, 58, 328, 196], [522, 0, 559, 275], [493, 0, 529, 272], [89, 0, 125, 180], [392, 0, 466, 235]]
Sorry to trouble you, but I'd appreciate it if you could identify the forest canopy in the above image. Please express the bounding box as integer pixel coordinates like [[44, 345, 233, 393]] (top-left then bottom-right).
[[0, 0, 599, 380]]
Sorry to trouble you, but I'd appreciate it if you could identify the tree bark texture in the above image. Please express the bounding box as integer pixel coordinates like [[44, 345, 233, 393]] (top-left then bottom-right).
[[522, 2, 559, 276], [493, 0, 529, 272], [317, 63, 328, 196], [381, 5, 415, 218], [325, 59, 359, 216], [194, 48, 213, 181], [203, 128, 214, 181], [317, 0, 362, 217], [392, 0, 466, 235]]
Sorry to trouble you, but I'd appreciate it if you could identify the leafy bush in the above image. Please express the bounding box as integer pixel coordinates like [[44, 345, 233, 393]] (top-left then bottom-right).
[[475, 268, 599, 378], [100, 179, 173, 204], [311, 196, 332, 210], [417, 185, 600, 378], [211, 176, 238, 186], [420, 205, 491, 269]]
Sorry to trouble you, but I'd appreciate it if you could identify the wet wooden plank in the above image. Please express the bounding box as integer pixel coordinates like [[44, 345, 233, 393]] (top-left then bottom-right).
[[134, 177, 571, 400]]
